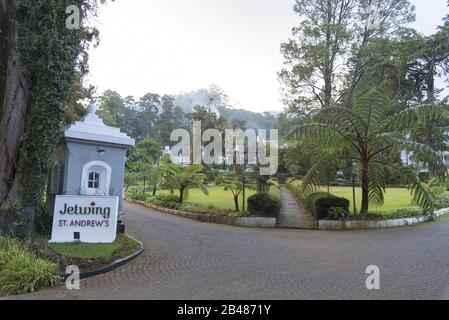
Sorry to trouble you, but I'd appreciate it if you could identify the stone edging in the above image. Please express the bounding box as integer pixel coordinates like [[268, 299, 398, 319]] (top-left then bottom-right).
[[126, 198, 277, 228], [60, 234, 144, 281], [318, 208, 449, 230]]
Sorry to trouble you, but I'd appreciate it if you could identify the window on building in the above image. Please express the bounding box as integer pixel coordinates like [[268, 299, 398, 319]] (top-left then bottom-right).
[[88, 172, 100, 189]]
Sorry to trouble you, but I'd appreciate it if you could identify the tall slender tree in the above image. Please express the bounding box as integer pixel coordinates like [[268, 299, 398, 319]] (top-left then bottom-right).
[[344, 0, 415, 108], [280, 0, 355, 112]]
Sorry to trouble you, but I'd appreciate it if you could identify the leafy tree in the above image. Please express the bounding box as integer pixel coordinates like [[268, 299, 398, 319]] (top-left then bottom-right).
[[280, 0, 416, 114], [217, 166, 254, 212], [126, 138, 162, 193], [146, 165, 162, 197], [160, 164, 208, 203], [191, 105, 227, 133], [280, 0, 355, 111], [156, 95, 178, 147], [250, 165, 276, 195], [98, 90, 127, 128], [121, 95, 140, 138], [445, 0, 449, 25], [344, 0, 415, 108], [137, 93, 160, 140], [293, 89, 448, 216]]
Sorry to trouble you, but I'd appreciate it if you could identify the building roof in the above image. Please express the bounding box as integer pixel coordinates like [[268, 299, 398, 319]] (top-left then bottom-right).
[[64, 104, 135, 147]]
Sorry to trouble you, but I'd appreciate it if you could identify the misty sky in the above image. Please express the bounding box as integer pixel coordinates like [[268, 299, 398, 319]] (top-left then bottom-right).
[[87, 0, 449, 112]]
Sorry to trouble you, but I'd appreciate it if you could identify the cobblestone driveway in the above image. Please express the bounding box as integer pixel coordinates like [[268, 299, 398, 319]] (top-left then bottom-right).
[[13, 202, 449, 300]]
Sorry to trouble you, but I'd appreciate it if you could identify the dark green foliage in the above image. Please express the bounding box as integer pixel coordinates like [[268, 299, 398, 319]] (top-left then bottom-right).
[[0, 236, 60, 295], [126, 188, 147, 202], [15, 0, 105, 209], [327, 207, 349, 221], [307, 192, 350, 220], [435, 193, 449, 210], [247, 194, 281, 218], [147, 194, 181, 209], [247, 183, 281, 218], [293, 89, 448, 216]]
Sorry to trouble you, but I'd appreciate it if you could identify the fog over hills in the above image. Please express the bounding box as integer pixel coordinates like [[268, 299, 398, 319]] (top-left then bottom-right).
[[172, 86, 280, 130]]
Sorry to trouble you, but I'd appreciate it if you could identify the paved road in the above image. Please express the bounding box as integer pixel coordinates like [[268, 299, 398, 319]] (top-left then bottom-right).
[[13, 202, 449, 300], [278, 186, 316, 229]]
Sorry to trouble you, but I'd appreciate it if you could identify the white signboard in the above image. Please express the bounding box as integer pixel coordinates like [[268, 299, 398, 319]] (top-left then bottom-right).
[[50, 195, 119, 243]]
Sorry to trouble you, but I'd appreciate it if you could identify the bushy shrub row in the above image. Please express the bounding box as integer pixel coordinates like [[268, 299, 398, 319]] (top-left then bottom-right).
[[147, 194, 181, 209], [177, 203, 235, 216], [435, 193, 449, 210], [126, 188, 147, 201], [0, 236, 60, 295], [392, 206, 423, 218], [247, 182, 281, 218]]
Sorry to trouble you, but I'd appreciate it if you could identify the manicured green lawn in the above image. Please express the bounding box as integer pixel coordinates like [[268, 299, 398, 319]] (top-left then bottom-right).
[[158, 185, 256, 210], [326, 186, 413, 214], [49, 234, 140, 259]]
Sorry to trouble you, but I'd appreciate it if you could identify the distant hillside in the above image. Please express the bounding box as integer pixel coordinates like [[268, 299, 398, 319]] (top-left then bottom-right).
[[217, 106, 278, 130], [172, 86, 280, 129]]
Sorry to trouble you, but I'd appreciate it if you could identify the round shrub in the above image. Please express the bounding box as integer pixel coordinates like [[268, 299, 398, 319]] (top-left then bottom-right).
[[247, 194, 281, 218], [307, 192, 350, 220]]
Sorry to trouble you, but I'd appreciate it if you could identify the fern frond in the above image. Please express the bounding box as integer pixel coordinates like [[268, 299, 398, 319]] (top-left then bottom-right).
[[375, 163, 434, 216], [300, 153, 338, 195], [385, 104, 449, 132], [368, 163, 386, 207], [353, 89, 389, 128]]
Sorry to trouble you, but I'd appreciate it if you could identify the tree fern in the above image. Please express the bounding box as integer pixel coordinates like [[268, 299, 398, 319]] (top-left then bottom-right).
[[292, 88, 447, 216]]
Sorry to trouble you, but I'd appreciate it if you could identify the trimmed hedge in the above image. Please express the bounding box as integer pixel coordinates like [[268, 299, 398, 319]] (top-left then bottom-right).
[[308, 192, 350, 220], [286, 179, 307, 201], [247, 182, 281, 218], [247, 194, 281, 218]]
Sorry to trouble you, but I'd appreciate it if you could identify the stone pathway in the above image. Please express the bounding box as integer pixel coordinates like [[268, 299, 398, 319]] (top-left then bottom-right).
[[278, 185, 317, 229]]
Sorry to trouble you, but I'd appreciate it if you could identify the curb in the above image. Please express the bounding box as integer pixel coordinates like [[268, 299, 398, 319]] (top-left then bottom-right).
[[318, 208, 449, 230], [60, 234, 144, 281], [126, 198, 277, 228]]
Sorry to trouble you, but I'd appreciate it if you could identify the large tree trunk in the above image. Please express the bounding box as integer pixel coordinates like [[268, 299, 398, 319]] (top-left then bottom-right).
[[426, 58, 435, 104], [0, 0, 29, 206], [360, 161, 370, 216], [0, 1, 8, 105]]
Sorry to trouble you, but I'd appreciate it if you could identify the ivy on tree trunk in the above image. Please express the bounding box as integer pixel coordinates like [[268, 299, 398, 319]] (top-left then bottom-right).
[[0, 0, 104, 231]]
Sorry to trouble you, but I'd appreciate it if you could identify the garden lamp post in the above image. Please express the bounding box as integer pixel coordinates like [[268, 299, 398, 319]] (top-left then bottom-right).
[[351, 161, 357, 216]]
